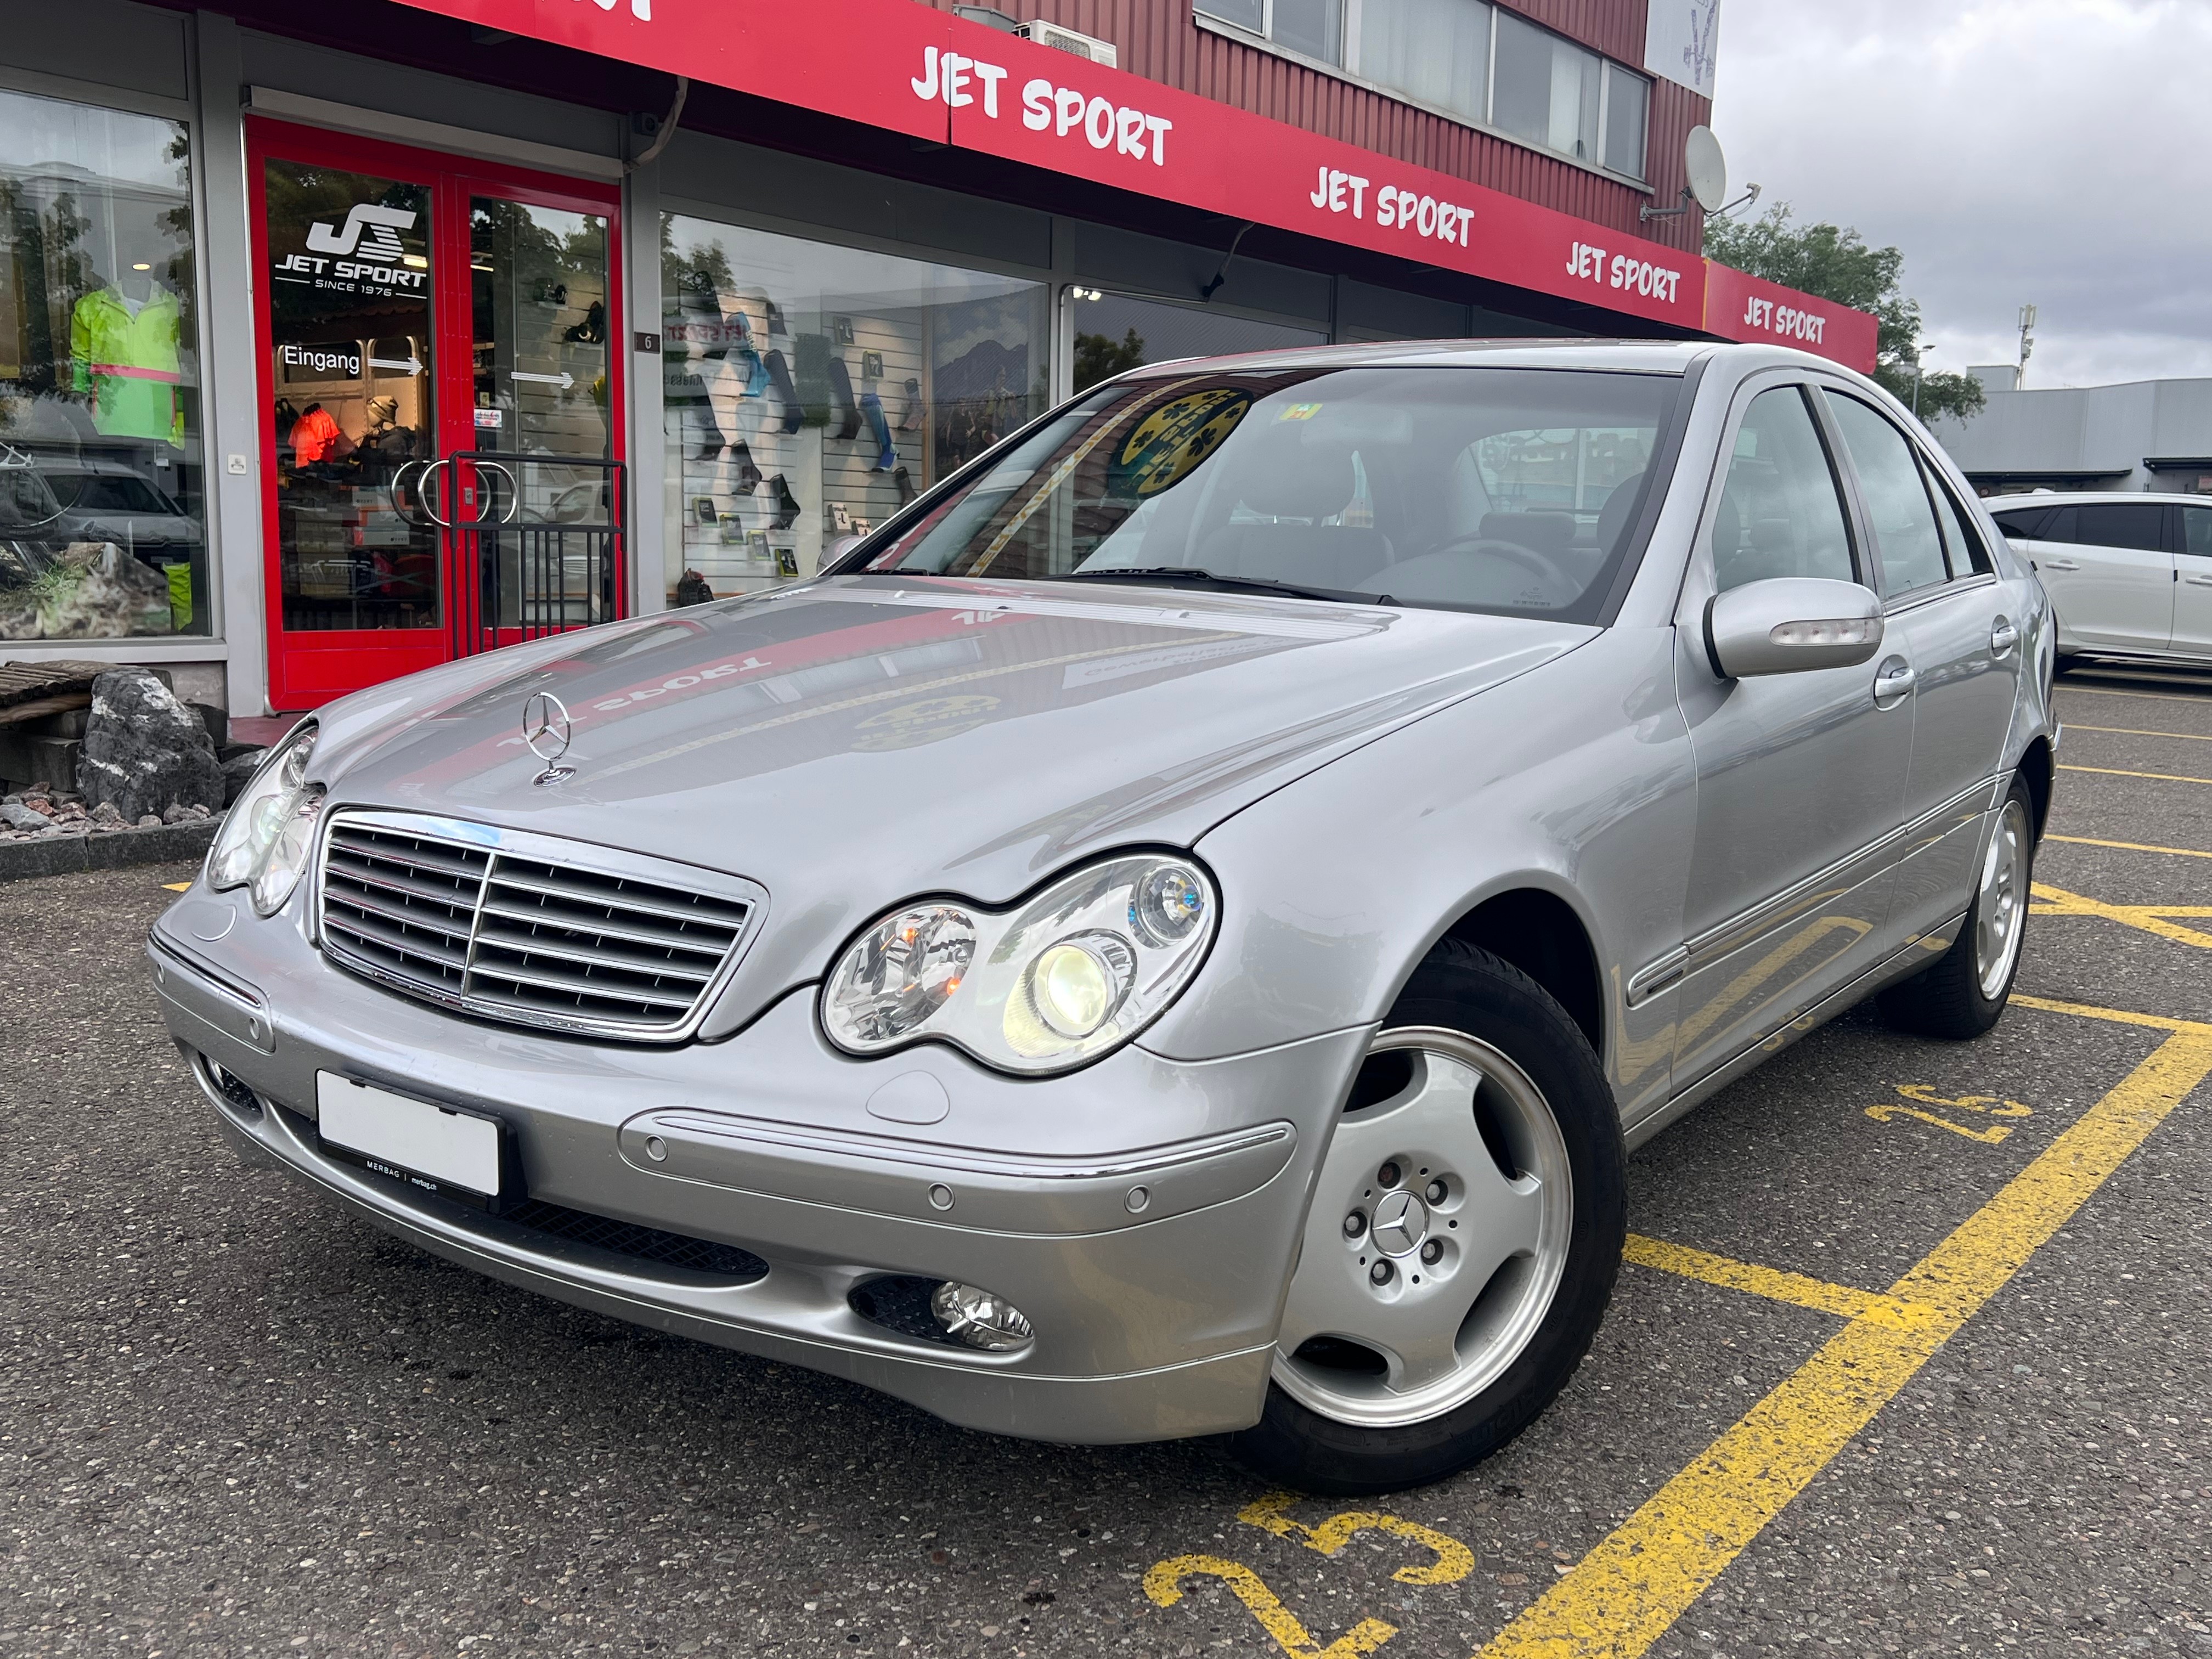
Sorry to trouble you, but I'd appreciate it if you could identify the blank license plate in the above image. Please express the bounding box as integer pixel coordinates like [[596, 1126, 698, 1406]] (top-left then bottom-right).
[[317, 1073, 503, 1203]]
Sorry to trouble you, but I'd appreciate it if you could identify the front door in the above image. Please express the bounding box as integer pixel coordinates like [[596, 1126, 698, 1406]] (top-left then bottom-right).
[[249, 121, 624, 710], [1670, 380, 1915, 1092]]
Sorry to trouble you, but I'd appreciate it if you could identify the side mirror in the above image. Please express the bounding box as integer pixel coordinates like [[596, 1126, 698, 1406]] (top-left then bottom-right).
[[1704, 577, 1884, 679]]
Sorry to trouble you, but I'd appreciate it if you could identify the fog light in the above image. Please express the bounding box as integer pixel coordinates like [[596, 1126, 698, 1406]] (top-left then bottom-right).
[[930, 1280, 1035, 1351]]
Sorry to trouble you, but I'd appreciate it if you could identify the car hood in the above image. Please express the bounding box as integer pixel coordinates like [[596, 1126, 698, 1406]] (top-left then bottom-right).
[[311, 575, 1590, 1028]]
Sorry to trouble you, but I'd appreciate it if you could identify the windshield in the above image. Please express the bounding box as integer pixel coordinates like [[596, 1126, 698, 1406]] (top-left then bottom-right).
[[850, 365, 1680, 620]]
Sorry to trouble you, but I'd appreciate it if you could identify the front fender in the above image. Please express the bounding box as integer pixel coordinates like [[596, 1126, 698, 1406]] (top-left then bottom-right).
[[1142, 628, 1696, 1127]]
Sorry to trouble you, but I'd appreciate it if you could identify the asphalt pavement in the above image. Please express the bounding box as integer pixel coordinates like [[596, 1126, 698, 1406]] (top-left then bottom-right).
[[3, 665, 2208, 1658]]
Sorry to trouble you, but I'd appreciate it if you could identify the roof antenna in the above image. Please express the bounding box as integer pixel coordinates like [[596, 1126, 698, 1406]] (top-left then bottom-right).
[[1199, 222, 1253, 302]]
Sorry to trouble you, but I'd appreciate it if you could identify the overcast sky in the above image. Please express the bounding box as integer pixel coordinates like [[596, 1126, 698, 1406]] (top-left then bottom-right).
[[1711, 0, 2210, 388]]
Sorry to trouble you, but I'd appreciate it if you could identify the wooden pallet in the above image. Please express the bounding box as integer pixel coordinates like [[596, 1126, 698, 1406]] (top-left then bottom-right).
[[0, 659, 119, 711]]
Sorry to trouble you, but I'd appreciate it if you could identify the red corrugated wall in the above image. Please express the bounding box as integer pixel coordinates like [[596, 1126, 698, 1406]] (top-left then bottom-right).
[[919, 0, 1707, 252]]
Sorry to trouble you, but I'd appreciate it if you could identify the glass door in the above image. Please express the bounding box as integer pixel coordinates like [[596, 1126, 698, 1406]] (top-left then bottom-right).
[[448, 191, 620, 656], [249, 122, 623, 710]]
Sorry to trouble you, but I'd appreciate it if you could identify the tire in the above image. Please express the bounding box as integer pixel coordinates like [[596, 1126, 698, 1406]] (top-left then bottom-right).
[[1877, 776, 2035, 1040], [1223, 939, 1626, 1496]]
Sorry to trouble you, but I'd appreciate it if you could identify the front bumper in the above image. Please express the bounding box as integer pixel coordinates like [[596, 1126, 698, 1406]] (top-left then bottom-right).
[[149, 890, 1369, 1443]]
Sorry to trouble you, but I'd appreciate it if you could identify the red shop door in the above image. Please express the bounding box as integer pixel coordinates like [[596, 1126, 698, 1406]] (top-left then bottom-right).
[[249, 121, 626, 710]]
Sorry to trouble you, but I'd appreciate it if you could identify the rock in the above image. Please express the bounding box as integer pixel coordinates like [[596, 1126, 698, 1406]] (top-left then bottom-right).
[[160, 803, 210, 825], [76, 669, 225, 826], [89, 801, 126, 827], [136, 813, 161, 828], [220, 749, 269, 806], [1, 801, 47, 832]]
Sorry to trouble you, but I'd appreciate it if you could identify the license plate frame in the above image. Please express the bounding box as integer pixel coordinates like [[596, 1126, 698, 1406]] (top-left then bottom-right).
[[315, 1072, 518, 1212]]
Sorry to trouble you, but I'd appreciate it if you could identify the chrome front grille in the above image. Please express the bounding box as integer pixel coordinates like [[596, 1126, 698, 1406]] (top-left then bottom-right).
[[318, 814, 759, 1041]]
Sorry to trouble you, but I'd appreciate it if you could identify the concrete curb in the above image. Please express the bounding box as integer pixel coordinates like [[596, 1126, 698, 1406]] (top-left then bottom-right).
[[0, 817, 218, 884]]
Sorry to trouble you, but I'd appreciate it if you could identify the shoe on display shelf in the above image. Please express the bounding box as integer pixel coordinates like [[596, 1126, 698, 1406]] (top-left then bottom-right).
[[860, 392, 897, 471], [762, 349, 803, 435], [828, 356, 862, 441], [767, 473, 803, 531]]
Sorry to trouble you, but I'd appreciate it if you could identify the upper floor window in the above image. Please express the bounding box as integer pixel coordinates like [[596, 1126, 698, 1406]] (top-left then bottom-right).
[[1194, 0, 1650, 180]]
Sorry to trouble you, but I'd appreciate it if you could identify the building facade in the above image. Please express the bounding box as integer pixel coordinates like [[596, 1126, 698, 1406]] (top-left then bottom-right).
[[0, 0, 1868, 716], [1933, 373, 2212, 498]]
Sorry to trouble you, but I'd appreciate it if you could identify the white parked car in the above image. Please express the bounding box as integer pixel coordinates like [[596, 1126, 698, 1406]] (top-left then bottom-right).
[[1986, 492, 2212, 667]]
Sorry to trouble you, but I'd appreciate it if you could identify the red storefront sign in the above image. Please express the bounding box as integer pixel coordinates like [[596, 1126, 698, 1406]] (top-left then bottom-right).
[[391, 0, 1874, 364], [1702, 261, 1880, 373]]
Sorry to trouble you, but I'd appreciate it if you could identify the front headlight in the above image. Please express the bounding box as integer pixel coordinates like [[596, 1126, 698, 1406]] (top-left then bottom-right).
[[207, 723, 325, 916], [821, 853, 1217, 1075]]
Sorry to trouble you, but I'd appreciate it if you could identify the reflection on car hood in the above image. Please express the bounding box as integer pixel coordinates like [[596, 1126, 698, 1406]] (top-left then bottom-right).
[[314, 575, 1590, 1012]]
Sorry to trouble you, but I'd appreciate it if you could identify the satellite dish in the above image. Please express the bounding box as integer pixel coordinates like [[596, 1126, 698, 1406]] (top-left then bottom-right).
[[1684, 126, 1728, 212]]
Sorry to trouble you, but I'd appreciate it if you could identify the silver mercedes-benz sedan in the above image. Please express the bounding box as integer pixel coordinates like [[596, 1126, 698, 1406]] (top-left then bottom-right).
[[151, 341, 2057, 1494]]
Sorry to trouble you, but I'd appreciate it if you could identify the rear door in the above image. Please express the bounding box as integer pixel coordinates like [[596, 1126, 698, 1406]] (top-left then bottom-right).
[[1821, 388, 2020, 945], [2176, 503, 2212, 657], [2031, 499, 2174, 651]]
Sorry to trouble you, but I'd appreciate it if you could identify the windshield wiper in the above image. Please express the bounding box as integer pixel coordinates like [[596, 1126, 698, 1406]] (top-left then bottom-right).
[[1051, 566, 1353, 603]]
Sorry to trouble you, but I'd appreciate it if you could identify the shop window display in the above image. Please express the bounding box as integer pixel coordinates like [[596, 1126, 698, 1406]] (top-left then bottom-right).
[[661, 216, 1048, 602], [0, 88, 205, 640]]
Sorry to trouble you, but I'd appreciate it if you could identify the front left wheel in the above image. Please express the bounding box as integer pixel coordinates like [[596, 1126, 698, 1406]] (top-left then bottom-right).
[[1223, 940, 1625, 1496]]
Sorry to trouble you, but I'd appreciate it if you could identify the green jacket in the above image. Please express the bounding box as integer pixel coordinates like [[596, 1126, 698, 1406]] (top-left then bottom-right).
[[71, 286, 186, 446]]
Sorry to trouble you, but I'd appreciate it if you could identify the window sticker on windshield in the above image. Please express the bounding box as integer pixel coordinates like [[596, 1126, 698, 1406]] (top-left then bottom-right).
[[1276, 403, 1324, 422], [1110, 388, 1253, 499]]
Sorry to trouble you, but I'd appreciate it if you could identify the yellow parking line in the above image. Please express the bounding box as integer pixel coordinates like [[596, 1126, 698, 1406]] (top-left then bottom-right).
[[2030, 882, 2212, 949], [2059, 763, 2212, 786], [1479, 1005, 2212, 1659], [162, 882, 190, 892], [2046, 833, 2212, 861], [1620, 1235, 1911, 1326], [2066, 723, 2212, 742], [2059, 684, 2212, 705], [2011, 993, 2212, 1037]]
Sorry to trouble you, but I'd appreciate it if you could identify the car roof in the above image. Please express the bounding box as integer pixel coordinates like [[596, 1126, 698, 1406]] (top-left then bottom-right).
[[1114, 338, 1869, 382], [1982, 491, 2209, 509]]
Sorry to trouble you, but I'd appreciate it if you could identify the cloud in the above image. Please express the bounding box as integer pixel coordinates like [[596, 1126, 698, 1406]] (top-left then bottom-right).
[[1711, 0, 2211, 387]]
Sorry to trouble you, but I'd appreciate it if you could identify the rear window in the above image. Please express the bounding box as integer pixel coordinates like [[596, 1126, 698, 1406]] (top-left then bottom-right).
[[1990, 507, 2051, 541], [853, 366, 1683, 622]]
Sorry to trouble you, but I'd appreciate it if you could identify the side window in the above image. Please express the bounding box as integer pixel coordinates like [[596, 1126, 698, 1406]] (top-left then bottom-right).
[[2074, 502, 2166, 554], [2183, 505, 2212, 558], [1925, 460, 1993, 576], [1709, 386, 1857, 592], [1822, 391, 1949, 596], [1991, 507, 2050, 542], [2039, 505, 2078, 546]]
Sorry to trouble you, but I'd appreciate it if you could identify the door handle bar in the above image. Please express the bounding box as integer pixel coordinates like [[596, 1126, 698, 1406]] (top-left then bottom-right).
[[1873, 662, 1917, 704], [1989, 618, 2019, 655], [417, 458, 456, 529]]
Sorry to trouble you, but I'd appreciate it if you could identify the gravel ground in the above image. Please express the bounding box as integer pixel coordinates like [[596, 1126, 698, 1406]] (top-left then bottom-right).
[[3, 666, 2208, 1658]]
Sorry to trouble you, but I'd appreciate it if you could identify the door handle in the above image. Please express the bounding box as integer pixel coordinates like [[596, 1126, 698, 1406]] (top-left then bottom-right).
[[2186, 574, 2212, 588], [1872, 659, 1917, 706], [2043, 558, 2081, 571], [1989, 617, 2019, 656]]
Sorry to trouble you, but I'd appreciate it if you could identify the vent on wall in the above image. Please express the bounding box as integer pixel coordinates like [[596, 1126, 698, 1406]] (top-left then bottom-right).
[[1013, 19, 1119, 66]]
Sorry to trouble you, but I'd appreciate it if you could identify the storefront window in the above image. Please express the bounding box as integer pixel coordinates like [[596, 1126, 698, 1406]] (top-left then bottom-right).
[[1071, 291, 1327, 394], [0, 89, 204, 640], [661, 215, 1048, 602]]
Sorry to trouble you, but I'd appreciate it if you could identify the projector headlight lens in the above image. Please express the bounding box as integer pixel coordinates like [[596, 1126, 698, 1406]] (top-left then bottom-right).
[[207, 723, 322, 913], [821, 854, 1216, 1075]]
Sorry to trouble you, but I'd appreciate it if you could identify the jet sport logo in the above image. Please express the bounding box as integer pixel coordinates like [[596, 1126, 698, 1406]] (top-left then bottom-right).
[[577, 0, 653, 18], [276, 202, 426, 294], [304, 204, 416, 263]]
